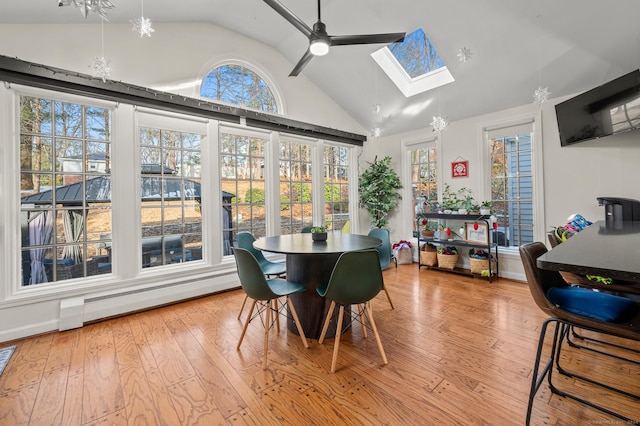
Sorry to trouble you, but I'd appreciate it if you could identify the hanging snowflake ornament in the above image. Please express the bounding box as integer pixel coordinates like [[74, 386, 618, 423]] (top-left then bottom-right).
[[533, 86, 551, 106], [430, 116, 448, 132], [91, 56, 111, 82], [371, 127, 382, 138], [132, 16, 155, 37], [457, 46, 473, 63], [59, 0, 115, 21]]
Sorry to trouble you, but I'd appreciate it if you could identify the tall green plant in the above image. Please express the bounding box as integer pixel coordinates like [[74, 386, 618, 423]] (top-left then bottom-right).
[[358, 156, 403, 228]]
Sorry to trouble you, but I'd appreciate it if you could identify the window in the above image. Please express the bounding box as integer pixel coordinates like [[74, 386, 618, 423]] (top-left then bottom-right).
[[371, 27, 455, 98], [200, 64, 278, 113], [409, 143, 438, 231], [19, 95, 112, 285], [139, 127, 203, 268], [487, 123, 535, 248], [220, 130, 267, 247], [279, 138, 313, 234], [323, 145, 350, 232]]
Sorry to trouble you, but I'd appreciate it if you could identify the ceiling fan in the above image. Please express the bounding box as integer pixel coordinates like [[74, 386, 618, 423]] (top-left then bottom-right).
[[263, 0, 406, 76]]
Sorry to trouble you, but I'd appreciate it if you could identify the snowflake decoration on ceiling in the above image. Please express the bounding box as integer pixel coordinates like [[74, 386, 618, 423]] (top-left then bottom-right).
[[91, 56, 111, 82], [457, 46, 473, 63], [430, 116, 448, 132], [371, 127, 382, 138], [58, 0, 115, 21], [131, 16, 155, 37], [533, 86, 551, 106]]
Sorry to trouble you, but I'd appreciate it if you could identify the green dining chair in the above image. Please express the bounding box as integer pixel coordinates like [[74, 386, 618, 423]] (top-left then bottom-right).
[[236, 231, 287, 320], [367, 228, 395, 309], [232, 247, 309, 370], [317, 249, 388, 373], [300, 225, 313, 233]]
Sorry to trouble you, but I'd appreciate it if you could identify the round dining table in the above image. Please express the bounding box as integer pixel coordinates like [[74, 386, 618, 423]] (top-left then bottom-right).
[[253, 233, 382, 339]]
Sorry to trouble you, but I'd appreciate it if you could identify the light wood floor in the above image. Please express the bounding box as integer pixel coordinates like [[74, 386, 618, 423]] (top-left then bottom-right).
[[1, 265, 639, 425]]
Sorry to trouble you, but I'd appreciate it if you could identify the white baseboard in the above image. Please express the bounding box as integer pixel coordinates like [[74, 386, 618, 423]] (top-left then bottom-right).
[[0, 272, 240, 343]]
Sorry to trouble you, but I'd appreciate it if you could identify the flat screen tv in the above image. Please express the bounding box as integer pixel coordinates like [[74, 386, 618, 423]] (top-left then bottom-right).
[[556, 69, 640, 146]]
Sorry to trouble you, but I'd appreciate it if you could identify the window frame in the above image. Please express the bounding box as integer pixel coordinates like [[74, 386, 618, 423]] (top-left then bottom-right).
[[197, 59, 286, 116], [4, 85, 119, 299], [278, 135, 315, 234], [136, 118, 208, 269], [401, 134, 440, 240], [479, 112, 545, 254]]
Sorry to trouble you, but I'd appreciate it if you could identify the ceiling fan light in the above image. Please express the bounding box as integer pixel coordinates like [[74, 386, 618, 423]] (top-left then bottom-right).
[[310, 38, 329, 56]]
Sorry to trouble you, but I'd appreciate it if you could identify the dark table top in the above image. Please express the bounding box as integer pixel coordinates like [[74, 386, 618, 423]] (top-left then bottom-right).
[[537, 220, 640, 283], [253, 233, 382, 255]]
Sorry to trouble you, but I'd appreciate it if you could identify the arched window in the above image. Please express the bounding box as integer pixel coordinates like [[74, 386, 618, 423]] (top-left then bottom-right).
[[200, 64, 278, 113]]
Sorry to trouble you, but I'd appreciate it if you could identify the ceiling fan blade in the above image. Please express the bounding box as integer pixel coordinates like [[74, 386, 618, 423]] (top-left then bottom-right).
[[330, 32, 406, 47], [289, 49, 314, 77], [263, 0, 313, 38]]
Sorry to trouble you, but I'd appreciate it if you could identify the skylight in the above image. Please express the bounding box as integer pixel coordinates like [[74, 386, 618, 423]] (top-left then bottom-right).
[[371, 27, 454, 97]]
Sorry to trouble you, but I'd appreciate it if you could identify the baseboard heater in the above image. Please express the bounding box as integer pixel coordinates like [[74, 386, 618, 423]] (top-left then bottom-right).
[[59, 271, 238, 331]]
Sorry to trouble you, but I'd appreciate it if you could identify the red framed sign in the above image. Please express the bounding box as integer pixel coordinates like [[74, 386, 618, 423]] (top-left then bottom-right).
[[451, 160, 469, 178]]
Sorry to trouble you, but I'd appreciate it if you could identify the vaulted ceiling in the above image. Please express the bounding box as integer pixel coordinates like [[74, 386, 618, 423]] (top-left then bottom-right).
[[2, 0, 639, 137]]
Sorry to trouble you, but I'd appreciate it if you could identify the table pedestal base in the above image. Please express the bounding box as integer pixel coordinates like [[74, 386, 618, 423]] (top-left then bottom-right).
[[286, 253, 345, 339]]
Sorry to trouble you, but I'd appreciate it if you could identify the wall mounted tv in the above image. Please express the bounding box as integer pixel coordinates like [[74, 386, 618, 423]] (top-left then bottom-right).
[[556, 69, 640, 146]]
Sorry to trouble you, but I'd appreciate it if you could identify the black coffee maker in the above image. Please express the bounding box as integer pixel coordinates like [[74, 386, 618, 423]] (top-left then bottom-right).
[[597, 197, 640, 222]]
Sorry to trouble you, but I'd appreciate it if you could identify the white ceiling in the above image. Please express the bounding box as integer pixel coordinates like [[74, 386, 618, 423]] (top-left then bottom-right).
[[2, 0, 640, 137]]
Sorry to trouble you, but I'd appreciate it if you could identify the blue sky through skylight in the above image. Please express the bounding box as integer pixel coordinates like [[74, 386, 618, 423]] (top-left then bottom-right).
[[388, 28, 445, 79]]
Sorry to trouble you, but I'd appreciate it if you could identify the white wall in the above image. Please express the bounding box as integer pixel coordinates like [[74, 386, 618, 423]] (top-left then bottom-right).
[[0, 22, 366, 135], [366, 96, 640, 280]]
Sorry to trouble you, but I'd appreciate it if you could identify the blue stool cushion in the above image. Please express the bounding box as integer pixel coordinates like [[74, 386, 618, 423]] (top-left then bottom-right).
[[547, 286, 635, 322]]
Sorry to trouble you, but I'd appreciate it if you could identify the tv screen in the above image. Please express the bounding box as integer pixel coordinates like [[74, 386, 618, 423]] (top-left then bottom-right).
[[556, 69, 640, 146]]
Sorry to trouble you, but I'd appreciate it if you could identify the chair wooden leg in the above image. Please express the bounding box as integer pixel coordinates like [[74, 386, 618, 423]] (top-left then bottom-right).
[[272, 299, 280, 332], [364, 302, 388, 366], [263, 300, 271, 370], [287, 296, 309, 348], [237, 299, 257, 350], [383, 288, 394, 310], [319, 301, 336, 344], [358, 304, 368, 338], [330, 305, 345, 373], [237, 294, 249, 320]]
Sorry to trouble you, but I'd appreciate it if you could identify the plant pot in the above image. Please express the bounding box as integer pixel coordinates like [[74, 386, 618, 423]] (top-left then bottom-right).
[[421, 230, 435, 237], [312, 232, 327, 242], [480, 208, 491, 215], [458, 208, 467, 215]]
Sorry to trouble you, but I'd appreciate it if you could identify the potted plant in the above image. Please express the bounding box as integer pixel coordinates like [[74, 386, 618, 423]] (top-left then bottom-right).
[[480, 200, 492, 215], [310, 225, 327, 241], [440, 184, 460, 213], [359, 156, 403, 228], [438, 225, 462, 241], [419, 218, 438, 237], [441, 184, 474, 214]]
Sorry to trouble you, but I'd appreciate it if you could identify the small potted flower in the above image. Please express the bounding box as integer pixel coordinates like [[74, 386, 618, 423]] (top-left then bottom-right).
[[310, 225, 327, 241], [480, 201, 492, 215], [419, 218, 438, 237]]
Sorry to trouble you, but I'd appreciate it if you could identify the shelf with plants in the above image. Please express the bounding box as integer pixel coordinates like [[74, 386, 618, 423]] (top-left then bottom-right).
[[416, 212, 498, 282]]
